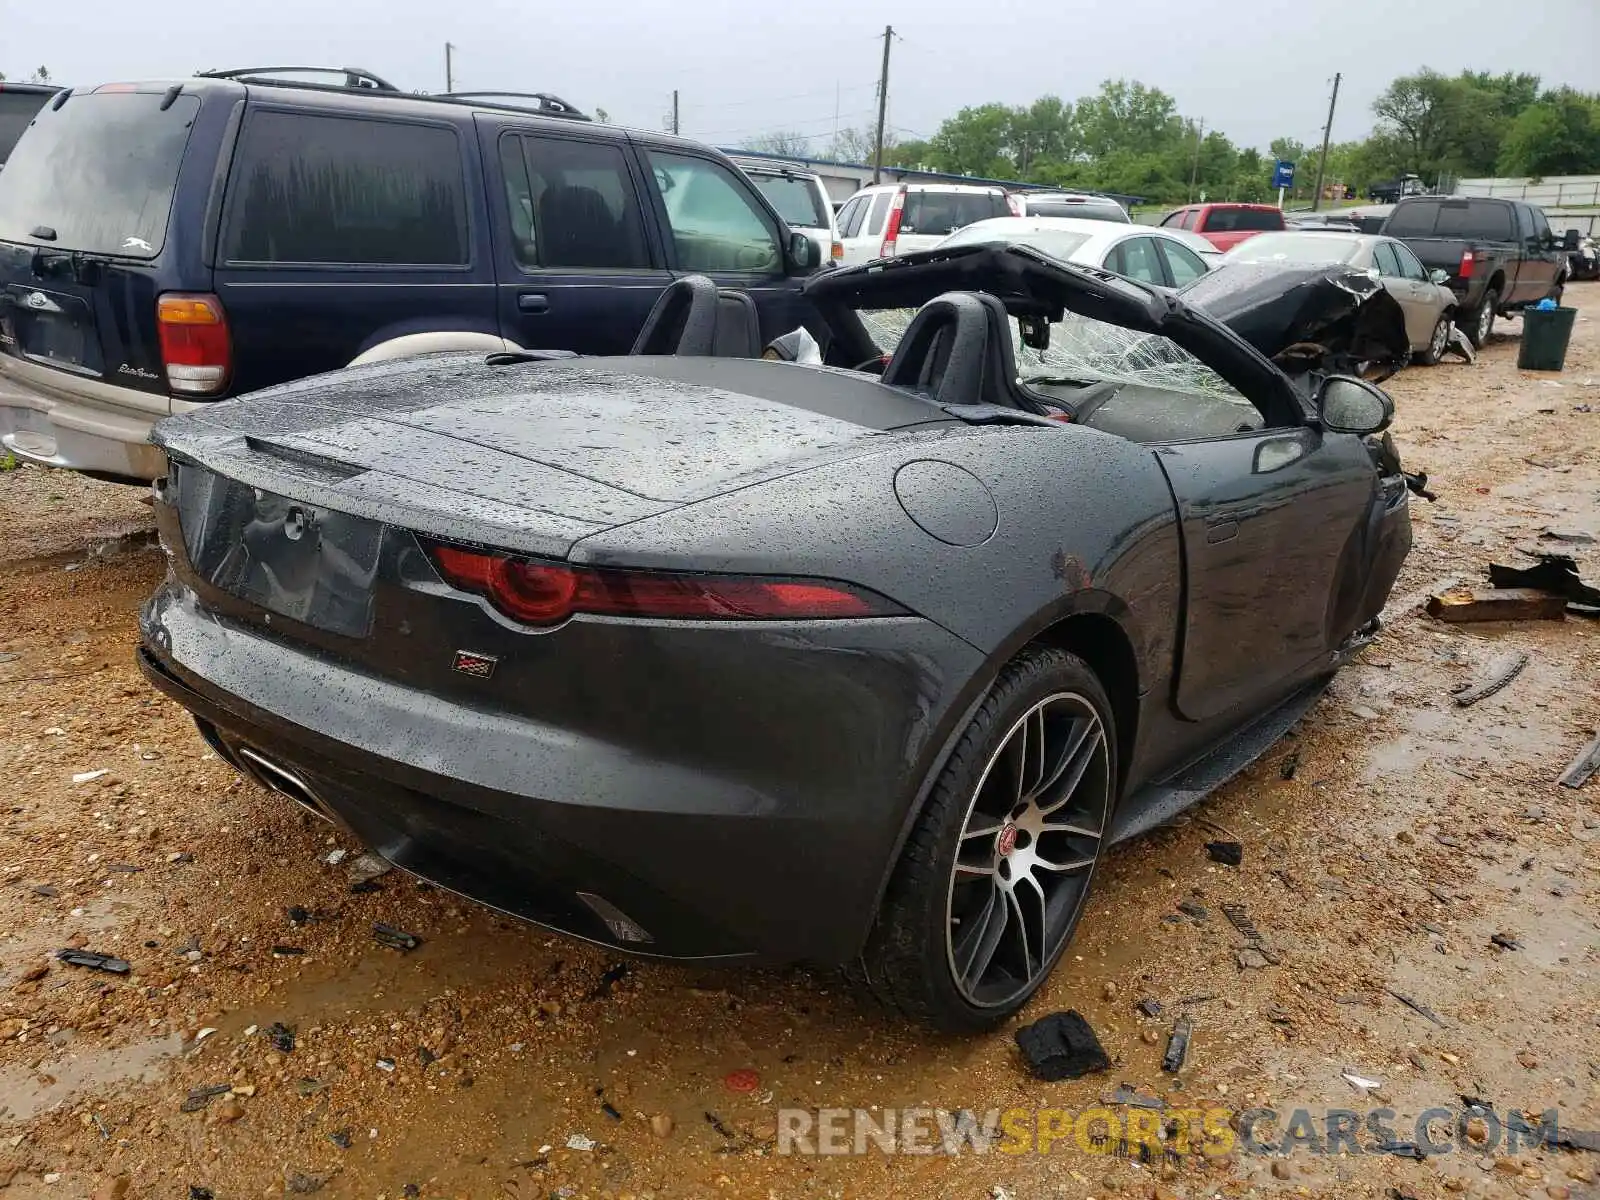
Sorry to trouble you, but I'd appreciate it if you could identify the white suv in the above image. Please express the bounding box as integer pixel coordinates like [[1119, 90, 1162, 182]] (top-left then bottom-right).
[[834, 183, 1011, 265], [1011, 191, 1130, 223], [731, 158, 841, 268]]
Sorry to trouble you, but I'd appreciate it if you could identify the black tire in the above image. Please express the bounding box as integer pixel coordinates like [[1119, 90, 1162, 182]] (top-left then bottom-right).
[[1462, 287, 1499, 349], [1415, 313, 1452, 365], [857, 647, 1117, 1032]]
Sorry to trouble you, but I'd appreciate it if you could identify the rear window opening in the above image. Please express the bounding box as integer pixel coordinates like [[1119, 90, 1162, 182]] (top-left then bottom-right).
[[749, 175, 829, 230], [1202, 208, 1284, 233], [0, 90, 201, 258], [1384, 200, 1513, 240], [900, 191, 1008, 236]]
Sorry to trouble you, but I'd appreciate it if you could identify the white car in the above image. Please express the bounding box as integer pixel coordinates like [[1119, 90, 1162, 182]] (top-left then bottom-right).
[[1010, 191, 1131, 223], [731, 158, 841, 268], [934, 216, 1217, 288], [834, 183, 1011, 266]]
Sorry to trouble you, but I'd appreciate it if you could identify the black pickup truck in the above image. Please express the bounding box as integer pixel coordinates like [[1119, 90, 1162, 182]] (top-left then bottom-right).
[[1380, 196, 1572, 348]]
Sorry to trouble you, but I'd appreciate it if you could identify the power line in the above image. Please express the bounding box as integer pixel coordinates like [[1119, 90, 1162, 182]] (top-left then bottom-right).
[[691, 108, 878, 141], [680, 83, 874, 112]]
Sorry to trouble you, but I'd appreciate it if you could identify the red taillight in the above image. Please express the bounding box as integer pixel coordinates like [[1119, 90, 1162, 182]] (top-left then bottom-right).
[[1459, 250, 1475, 279], [430, 545, 903, 627], [157, 293, 231, 396], [880, 189, 906, 258], [830, 240, 844, 263], [1006, 193, 1024, 217]]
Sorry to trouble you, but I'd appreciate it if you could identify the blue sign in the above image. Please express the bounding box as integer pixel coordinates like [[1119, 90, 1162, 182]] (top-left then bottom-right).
[[1272, 160, 1295, 189]]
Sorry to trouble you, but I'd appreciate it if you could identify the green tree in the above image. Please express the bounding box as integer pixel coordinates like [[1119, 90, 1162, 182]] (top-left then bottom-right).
[[1496, 88, 1600, 176], [926, 103, 1017, 177], [1075, 79, 1182, 160]]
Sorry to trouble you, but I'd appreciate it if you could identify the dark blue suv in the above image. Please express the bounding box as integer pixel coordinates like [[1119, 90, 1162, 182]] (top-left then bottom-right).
[[0, 67, 821, 481]]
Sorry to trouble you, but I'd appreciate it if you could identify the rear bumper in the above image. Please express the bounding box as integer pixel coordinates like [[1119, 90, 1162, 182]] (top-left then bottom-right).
[[0, 356, 171, 479], [138, 578, 986, 963]]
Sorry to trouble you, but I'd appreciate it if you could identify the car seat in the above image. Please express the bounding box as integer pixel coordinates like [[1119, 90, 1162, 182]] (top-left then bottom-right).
[[629, 277, 762, 358], [881, 291, 1037, 411]]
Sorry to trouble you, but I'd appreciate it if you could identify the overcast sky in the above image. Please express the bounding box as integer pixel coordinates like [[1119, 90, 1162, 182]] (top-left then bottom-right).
[[5, 0, 1598, 160]]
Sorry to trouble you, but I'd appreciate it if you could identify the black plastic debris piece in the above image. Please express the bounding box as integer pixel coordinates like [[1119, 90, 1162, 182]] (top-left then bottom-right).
[[286, 1171, 330, 1194], [417, 1046, 437, 1066], [1204, 841, 1243, 867], [1488, 553, 1600, 611], [1372, 1138, 1426, 1160], [601, 1100, 622, 1121], [169, 852, 195, 865], [1548, 1125, 1600, 1153], [1014, 1010, 1111, 1082], [1384, 987, 1445, 1027], [286, 905, 311, 925], [402, 1186, 421, 1199], [55, 948, 130, 974], [1176, 900, 1209, 922], [350, 879, 383, 895], [1451, 651, 1529, 707], [1489, 932, 1523, 951], [1162, 1015, 1193, 1073], [265, 1021, 296, 1052], [31, 884, 59, 897], [189, 1188, 215, 1200], [1559, 731, 1600, 789], [272, 945, 306, 956], [1279, 752, 1300, 780], [179, 1083, 234, 1113], [1136, 997, 1163, 1019], [372, 923, 421, 952], [1105, 1083, 1164, 1109], [704, 1110, 736, 1139], [328, 1129, 352, 1150], [588, 961, 631, 1000]]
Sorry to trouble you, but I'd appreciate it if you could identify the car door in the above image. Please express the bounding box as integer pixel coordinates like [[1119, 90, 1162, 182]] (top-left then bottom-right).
[[1155, 238, 1210, 287], [482, 123, 671, 354], [1519, 204, 1562, 300], [1155, 414, 1382, 721], [1104, 236, 1166, 285], [1372, 241, 1430, 347], [642, 147, 810, 343], [1388, 239, 1444, 345]]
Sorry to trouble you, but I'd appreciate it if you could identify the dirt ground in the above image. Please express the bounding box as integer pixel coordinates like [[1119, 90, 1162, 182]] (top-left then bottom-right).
[[1, 289, 1598, 1200]]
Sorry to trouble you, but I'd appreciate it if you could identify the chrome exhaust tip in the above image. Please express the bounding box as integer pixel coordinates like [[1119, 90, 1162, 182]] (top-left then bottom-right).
[[235, 746, 334, 824]]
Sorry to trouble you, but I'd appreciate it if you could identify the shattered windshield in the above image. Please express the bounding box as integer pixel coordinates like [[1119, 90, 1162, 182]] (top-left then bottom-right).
[[858, 307, 1247, 402]]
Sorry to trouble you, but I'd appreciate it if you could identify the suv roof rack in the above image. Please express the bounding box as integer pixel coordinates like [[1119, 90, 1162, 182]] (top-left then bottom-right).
[[437, 91, 591, 121], [197, 65, 400, 91]]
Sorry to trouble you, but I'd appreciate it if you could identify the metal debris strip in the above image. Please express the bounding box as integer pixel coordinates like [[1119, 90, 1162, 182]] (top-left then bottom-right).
[[1384, 987, 1445, 1027], [1220, 903, 1280, 964], [55, 948, 130, 974], [1558, 731, 1600, 789], [1161, 1015, 1193, 1073], [1451, 651, 1530, 706], [371, 923, 421, 952], [180, 1083, 234, 1113]]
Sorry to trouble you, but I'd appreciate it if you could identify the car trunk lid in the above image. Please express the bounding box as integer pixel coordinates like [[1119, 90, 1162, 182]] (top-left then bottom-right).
[[0, 87, 205, 398], [154, 352, 951, 566]]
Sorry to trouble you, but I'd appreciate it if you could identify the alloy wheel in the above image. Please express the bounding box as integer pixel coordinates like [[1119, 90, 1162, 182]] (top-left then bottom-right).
[[945, 692, 1110, 1008], [1429, 317, 1450, 361], [1477, 302, 1495, 345]]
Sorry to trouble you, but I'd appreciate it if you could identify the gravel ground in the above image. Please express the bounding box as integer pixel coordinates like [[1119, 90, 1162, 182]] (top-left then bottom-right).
[[1, 288, 1597, 1200]]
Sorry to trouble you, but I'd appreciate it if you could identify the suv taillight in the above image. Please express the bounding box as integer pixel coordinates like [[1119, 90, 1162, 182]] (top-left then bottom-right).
[[830, 240, 843, 263], [1006, 193, 1023, 216], [1459, 250, 1475, 279], [157, 293, 231, 396], [880, 189, 906, 258]]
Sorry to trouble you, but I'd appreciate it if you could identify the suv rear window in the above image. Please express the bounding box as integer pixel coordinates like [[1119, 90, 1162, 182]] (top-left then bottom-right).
[[221, 111, 468, 266], [0, 91, 200, 258], [900, 190, 1007, 236], [749, 174, 829, 230], [1026, 200, 1126, 222], [1202, 207, 1283, 233], [0, 89, 54, 163], [1384, 199, 1513, 240]]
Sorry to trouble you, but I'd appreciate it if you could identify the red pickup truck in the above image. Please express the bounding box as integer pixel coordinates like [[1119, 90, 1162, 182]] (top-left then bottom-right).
[[1159, 203, 1285, 252]]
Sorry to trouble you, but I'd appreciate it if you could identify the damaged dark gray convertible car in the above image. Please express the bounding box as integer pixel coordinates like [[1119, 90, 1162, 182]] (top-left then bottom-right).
[[138, 246, 1414, 1031]]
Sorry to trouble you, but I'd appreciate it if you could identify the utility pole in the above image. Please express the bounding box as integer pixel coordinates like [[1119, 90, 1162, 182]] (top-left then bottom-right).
[[444, 42, 455, 93], [1311, 72, 1342, 212], [672, 89, 679, 136], [872, 25, 894, 184], [1187, 117, 1204, 204]]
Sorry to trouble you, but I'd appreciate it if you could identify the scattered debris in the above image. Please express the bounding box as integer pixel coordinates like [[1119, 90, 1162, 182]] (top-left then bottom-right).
[[371, 923, 421, 953], [1204, 840, 1243, 866], [1014, 1010, 1112, 1081], [179, 1084, 234, 1113], [31, 884, 59, 897], [323, 849, 348, 867], [347, 853, 392, 887], [271, 945, 305, 957], [375, 1057, 396, 1072], [285, 906, 311, 925], [1540, 527, 1595, 545], [1489, 554, 1600, 612], [71, 769, 109, 784], [264, 1022, 296, 1053], [723, 1069, 760, 1094], [1426, 587, 1567, 623], [1136, 997, 1163, 1019], [565, 1133, 596, 1152], [1371, 1138, 1426, 1160], [1490, 933, 1523, 952], [327, 1130, 352, 1150], [649, 1114, 675, 1138], [55, 949, 130, 974], [1161, 1015, 1193, 1073], [1105, 1084, 1164, 1109], [588, 961, 631, 999], [1558, 731, 1600, 789], [1176, 900, 1209, 921], [188, 1189, 214, 1200], [1343, 1071, 1384, 1093], [1451, 650, 1530, 706], [284, 1170, 330, 1194], [1236, 948, 1271, 970], [1385, 987, 1445, 1027], [1279, 751, 1300, 780]]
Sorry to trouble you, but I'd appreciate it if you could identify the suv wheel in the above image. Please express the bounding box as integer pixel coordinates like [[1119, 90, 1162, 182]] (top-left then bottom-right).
[[857, 648, 1115, 1032], [1464, 288, 1499, 349]]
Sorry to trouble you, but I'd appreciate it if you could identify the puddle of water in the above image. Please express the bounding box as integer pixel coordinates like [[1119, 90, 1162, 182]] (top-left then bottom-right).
[[0, 1032, 183, 1124]]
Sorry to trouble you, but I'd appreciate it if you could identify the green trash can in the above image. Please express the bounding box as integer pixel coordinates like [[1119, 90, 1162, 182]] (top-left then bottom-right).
[[1517, 305, 1577, 371]]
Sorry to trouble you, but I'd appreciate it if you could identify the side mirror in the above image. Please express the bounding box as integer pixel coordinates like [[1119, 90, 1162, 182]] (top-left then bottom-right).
[[1428, 267, 1450, 285], [1317, 375, 1394, 436], [1564, 229, 1582, 251], [787, 230, 821, 275]]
